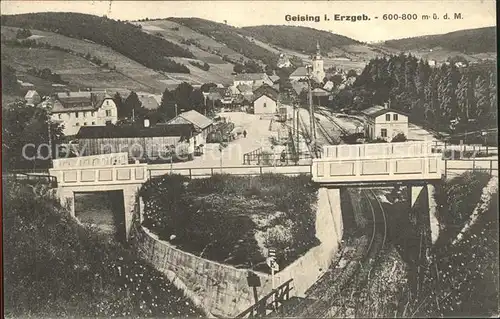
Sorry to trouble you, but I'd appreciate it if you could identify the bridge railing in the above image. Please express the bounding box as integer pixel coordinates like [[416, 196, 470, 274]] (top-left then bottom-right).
[[322, 141, 434, 160], [235, 279, 294, 318], [148, 164, 312, 180], [3, 172, 58, 188], [49, 163, 148, 186]]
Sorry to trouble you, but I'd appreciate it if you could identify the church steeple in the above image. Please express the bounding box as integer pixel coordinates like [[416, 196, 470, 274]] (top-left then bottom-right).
[[316, 40, 321, 56]]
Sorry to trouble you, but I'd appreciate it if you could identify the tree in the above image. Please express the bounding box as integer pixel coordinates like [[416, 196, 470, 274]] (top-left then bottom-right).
[[474, 75, 490, 126], [123, 91, 143, 121], [173, 82, 194, 112], [189, 89, 205, 114], [113, 92, 125, 118], [488, 72, 497, 127], [200, 83, 217, 93], [233, 63, 244, 74], [15, 28, 32, 39], [1, 63, 19, 93], [2, 102, 64, 169], [159, 88, 177, 120], [265, 64, 274, 76], [346, 69, 357, 78], [455, 73, 473, 124]]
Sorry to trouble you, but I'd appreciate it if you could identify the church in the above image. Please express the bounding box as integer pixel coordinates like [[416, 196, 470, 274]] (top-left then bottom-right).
[[289, 41, 325, 83]]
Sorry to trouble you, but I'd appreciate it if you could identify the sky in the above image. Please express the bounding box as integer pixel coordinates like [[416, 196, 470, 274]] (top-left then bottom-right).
[[1, 0, 496, 42]]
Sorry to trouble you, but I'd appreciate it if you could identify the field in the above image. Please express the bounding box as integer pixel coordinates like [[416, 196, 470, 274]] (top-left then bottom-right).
[[2, 26, 169, 92], [137, 20, 240, 84]]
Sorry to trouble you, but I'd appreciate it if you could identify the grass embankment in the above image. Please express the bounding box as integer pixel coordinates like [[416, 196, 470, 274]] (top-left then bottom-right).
[[139, 173, 319, 272], [3, 182, 203, 318]]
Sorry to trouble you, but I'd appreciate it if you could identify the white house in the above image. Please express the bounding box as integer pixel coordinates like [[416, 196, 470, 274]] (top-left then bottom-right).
[[25, 90, 41, 106], [44, 92, 118, 136], [253, 86, 279, 115], [233, 73, 273, 88], [361, 104, 409, 141]]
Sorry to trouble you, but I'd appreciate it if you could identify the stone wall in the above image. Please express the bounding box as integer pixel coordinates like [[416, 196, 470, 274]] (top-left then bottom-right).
[[132, 187, 344, 317]]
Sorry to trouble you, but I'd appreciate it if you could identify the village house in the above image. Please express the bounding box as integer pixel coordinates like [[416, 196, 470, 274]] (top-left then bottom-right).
[[75, 123, 196, 161], [252, 85, 279, 116], [233, 73, 273, 88], [136, 92, 162, 110], [25, 90, 41, 106], [167, 109, 214, 146], [42, 91, 118, 136], [361, 103, 409, 141]]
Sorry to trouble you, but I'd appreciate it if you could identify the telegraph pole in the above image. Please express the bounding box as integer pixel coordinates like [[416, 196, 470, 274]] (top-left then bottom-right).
[[307, 65, 316, 141]]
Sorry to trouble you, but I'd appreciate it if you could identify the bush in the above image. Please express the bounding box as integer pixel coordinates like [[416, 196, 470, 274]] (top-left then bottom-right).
[[434, 170, 491, 243], [391, 133, 407, 142], [139, 174, 319, 270], [3, 182, 202, 317], [15, 28, 32, 39]]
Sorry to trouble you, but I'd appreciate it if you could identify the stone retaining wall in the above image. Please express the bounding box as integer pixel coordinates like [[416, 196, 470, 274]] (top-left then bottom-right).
[[132, 187, 343, 317]]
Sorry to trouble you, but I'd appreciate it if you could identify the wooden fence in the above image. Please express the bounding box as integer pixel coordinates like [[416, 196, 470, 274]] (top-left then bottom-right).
[[236, 279, 294, 318]]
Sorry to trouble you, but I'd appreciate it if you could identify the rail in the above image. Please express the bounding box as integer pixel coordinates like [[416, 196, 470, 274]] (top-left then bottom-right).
[[235, 279, 294, 318], [3, 172, 58, 187], [443, 158, 498, 178], [148, 164, 313, 180]]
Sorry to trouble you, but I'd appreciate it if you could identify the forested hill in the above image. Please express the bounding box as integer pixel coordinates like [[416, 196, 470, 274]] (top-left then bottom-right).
[[240, 25, 361, 54], [383, 27, 496, 54], [167, 17, 279, 66], [1, 12, 194, 73]]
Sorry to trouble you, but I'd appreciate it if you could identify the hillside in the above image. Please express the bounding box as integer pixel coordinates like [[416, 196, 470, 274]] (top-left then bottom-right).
[[1, 26, 173, 92], [167, 17, 279, 67], [383, 27, 496, 54], [240, 25, 361, 54], [1, 12, 194, 73]]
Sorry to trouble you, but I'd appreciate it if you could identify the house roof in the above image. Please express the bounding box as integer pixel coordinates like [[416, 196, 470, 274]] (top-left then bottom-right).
[[234, 73, 267, 82], [253, 84, 279, 97], [361, 105, 408, 118], [49, 92, 112, 113], [170, 110, 213, 130], [253, 88, 279, 102], [290, 67, 308, 78], [312, 87, 329, 96], [291, 82, 308, 95], [25, 90, 39, 99], [137, 94, 160, 110], [236, 84, 253, 93], [76, 123, 195, 139], [269, 75, 280, 82]]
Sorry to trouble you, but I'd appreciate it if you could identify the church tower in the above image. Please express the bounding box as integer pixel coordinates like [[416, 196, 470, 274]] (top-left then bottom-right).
[[312, 41, 325, 83]]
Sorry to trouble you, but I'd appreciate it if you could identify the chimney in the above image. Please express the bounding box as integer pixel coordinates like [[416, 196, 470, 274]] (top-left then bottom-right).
[[383, 102, 389, 109], [144, 118, 150, 128]]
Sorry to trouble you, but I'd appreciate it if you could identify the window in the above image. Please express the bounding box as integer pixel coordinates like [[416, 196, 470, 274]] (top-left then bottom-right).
[[75, 112, 79, 118], [91, 111, 95, 117], [58, 114, 62, 119], [385, 114, 390, 121], [393, 114, 399, 121], [106, 100, 110, 106], [83, 122, 87, 126], [92, 122, 95, 125], [106, 110, 112, 116], [264, 102, 267, 108], [75, 123, 80, 126], [381, 128, 387, 137]]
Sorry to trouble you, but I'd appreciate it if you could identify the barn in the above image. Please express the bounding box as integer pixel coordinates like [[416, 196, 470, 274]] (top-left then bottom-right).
[[75, 124, 197, 162]]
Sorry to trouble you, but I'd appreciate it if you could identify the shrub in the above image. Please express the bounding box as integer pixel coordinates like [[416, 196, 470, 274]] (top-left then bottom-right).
[[391, 133, 407, 142], [434, 170, 491, 243], [139, 174, 319, 270], [3, 182, 202, 317]]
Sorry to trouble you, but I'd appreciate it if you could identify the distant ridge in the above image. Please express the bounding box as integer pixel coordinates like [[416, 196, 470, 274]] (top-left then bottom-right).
[[383, 27, 496, 54], [240, 25, 361, 54]]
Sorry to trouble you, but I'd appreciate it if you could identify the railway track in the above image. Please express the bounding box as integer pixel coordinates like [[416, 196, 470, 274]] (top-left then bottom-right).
[[317, 109, 351, 137], [289, 188, 388, 317]]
